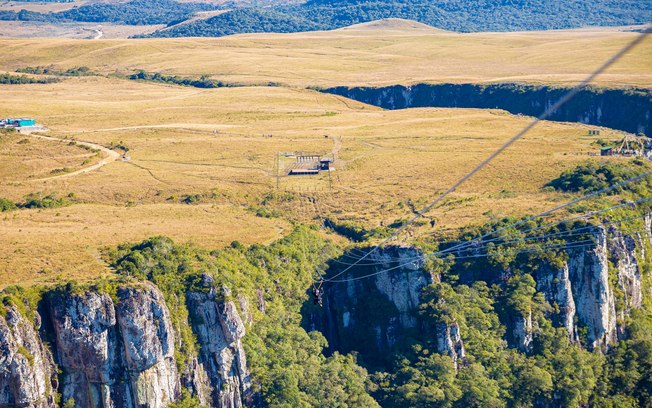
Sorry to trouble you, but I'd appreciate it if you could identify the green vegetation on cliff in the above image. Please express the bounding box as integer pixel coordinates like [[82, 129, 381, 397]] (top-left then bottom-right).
[[109, 228, 377, 406]]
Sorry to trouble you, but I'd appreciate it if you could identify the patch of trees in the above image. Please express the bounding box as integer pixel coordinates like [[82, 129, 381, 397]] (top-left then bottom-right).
[[324, 218, 392, 242], [16, 66, 97, 77], [4, 0, 647, 35], [106, 212, 652, 406], [546, 159, 652, 196], [0, 193, 74, 211], [128, 70, 244, 88], [144, 7, 320, 38], [367, 205, 652, 407], [0, 198, 17, 212], [0, 73, 60, 85], [58, 0, 216, 25], [0, 0, 217, 25]]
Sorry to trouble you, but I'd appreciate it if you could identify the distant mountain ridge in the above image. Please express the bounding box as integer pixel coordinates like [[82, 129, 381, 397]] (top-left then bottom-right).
[[1, 0, 649, 36]]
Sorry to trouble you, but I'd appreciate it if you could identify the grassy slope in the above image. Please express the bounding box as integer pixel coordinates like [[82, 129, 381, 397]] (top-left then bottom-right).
[[0, 26, 649, 88]]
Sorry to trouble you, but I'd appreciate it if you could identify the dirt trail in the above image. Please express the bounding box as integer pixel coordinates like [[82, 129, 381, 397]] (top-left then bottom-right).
[[65, 124, 236, 134], [332, 135, 346, 168], [25, 132, 120, 181]]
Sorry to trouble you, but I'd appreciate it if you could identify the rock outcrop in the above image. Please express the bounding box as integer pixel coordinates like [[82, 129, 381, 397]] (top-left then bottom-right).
[[566, 227, 617, 351], [0, 306, 56, 408], [0, 279, 257, 408], [370, 247, 430, 329], [435, 322, 465, 367], [116, 286, 179, 407], [187, 275, 253, 408], [608, 226, 644, 313], [533, 222, 649, 351], [535, 262, 578, 342], [315, 218, 650, 363], [49, 284, 179, 408], [512, 311, 534, 353]]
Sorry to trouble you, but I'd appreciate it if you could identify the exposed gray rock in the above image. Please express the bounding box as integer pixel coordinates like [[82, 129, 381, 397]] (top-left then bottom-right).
[[567, 227, 617, 351], [607, 226, 643, 314], [50, 290, 121, 407], [237, 294, 253, 327], [435, 322, 465, 368], [513, 311, 533, 353], [255, 289, 266, 314], [0, 306, 55, 408], [187, 280, 252, 408], [182, 357, 212, 406], [312, 246, 432, 361], [371, 246, 429, 328], [116, 285, 179, 407], [49, 285, 180, 408], [535, 263, 578, 341]]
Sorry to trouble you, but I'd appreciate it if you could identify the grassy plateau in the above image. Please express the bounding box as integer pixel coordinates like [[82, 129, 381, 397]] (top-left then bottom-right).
[[0, 22, 650, 287]]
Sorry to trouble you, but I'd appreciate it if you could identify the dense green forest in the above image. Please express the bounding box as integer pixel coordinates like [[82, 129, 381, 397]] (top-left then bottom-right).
[[108, 228, 378, 406], [145, 8, 320, 38], [546, 159, 652, 195], [145, 0, 652, 37], [1, 0, 649, 36], [0, 0, 216, 25]]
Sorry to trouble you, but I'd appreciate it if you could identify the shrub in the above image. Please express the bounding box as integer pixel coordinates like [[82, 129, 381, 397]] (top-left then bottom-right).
[[21, 193, 71, 209], [181, 194, 202, 204], [0, 198, 17, 212]]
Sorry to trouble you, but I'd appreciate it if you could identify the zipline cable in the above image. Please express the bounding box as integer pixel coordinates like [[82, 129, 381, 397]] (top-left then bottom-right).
[[327, 222, 648, 284], [329, 187, 652, 267]]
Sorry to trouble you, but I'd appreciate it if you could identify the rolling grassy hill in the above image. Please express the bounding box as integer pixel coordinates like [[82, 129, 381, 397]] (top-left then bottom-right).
[[0, 26, 649, 88]]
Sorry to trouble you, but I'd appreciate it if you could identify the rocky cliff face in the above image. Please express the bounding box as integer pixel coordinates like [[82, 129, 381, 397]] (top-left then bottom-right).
[[305, 246, 432, 365], [0, 280, 254, 408], [566, 227, 618, 351], [435, 322, 465, 367], [324, 84, 652, 136], [512, 311, 534, 353], [314, 218, 650, 365], [49, 284, 179, 408], [0, 306, 56, 408], [530, 223, 649, 352], [187, 275, 253, 408]]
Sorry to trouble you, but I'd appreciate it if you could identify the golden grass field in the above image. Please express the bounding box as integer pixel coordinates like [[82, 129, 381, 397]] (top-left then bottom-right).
[[0, 23, 650, 287], [0, 21, 650, 86]]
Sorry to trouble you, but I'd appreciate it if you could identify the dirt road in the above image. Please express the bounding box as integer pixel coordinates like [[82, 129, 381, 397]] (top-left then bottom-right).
[[25, 132, 120, 181]]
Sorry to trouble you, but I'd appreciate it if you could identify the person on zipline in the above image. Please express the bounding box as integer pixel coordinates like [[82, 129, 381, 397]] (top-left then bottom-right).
[[312, 286, 323, 306]]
